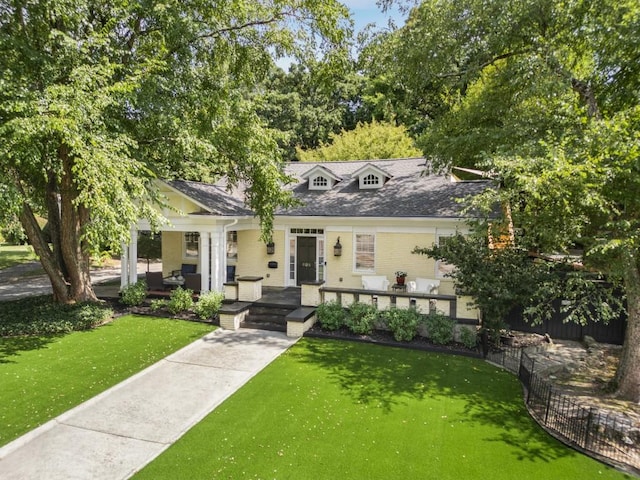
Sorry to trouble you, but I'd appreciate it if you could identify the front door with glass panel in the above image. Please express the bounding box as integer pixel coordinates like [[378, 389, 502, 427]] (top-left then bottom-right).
[[296, 236, 316, 285]]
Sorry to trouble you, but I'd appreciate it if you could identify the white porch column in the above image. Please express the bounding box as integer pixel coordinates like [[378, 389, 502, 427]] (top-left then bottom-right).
[[199, 231, 210, 292], [128, 228, 138, 285], [120, 242, 129, 289], [210, 228, 225, 292]]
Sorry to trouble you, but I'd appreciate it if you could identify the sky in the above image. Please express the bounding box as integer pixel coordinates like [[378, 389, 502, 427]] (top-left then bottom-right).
[[276, 1, 408, 69], [344, 0, 407, 33]]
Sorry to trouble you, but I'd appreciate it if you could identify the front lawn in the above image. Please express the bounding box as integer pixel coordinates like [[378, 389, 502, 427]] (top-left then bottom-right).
[[0, 315, 215, 446], [0, 244, 38, 270], [135, 338, 630, 480]]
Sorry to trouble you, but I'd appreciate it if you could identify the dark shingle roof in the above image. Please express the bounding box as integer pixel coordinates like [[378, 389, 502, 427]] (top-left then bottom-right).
[[167, 158, 492, 219]]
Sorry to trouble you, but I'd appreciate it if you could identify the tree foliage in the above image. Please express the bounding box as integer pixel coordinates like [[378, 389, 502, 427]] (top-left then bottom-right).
[[296, 120, 421, 161], [256, 63, 366, 161], [387, 0, 640, 401], [0, 0, 349, 303]]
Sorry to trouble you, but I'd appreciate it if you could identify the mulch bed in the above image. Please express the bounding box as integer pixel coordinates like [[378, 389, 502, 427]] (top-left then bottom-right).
[[304, 324, 483, 359]]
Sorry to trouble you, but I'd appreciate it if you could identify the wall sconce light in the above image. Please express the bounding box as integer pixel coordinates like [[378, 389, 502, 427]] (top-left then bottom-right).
[[266, 241, 275, 255], [333, 237, 342, 256]]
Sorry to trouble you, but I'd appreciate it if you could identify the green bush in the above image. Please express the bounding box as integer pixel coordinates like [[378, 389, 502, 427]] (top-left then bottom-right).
[[194, 291, 224, 320], [346, 302, 378, 335], [120, 280, 147, 306], [382, 307, 424, 341], [0, 296, 113, 337], [316, 301, 347, 331], [149, 299, 167, 312], [425, 311, 456, 345], [459, 326, 478, 349], [167, 287, 194, 315]]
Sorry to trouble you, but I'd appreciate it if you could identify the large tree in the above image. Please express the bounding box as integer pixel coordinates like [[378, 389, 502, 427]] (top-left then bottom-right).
[[0, 0, 349, 303], [380, 0, 640, 402], [296, 120, 421, 161]]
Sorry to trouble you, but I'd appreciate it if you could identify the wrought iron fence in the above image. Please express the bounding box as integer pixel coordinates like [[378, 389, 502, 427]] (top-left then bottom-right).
[[489, 348, 639, 474]]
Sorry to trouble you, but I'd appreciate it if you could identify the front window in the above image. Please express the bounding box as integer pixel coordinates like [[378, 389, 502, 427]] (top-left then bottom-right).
[[184, 232, 199, 258], [354, 233, 375, 272]]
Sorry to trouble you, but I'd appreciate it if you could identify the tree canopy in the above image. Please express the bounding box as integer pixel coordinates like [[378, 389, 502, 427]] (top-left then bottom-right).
[[296, 120, 421, 161], [376, 0, 640, 401], [0, 0, 350, 303]]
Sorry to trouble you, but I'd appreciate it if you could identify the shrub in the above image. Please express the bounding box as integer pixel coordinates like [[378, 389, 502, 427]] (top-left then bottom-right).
[[382, 307, 423, 341], [425, 311, 456, 345], [194, 291, 224, 320], [316, 301, 347, 331], [459, 326, 478, 349], [149, 299, 167, 312], [120, 280, 147, 306], [0, 295, 112, 337], [346, 302, 377, 335], [167, 287, 194, 315]]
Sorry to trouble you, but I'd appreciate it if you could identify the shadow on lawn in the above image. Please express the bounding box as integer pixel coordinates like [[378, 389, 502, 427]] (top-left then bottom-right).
[[295, 338, 583, 465], [0, 336, 55, 364]]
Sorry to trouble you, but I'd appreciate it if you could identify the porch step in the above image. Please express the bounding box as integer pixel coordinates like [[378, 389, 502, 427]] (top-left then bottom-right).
[[240, 305, 296, 333]]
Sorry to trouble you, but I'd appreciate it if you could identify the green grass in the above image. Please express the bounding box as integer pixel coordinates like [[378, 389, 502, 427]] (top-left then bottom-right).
[[135, 338, 631, 480], [0, 315, 215, 446], [0, 244, 38, 270]]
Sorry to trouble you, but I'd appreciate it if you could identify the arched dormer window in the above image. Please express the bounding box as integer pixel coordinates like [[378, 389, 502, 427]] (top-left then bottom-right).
[[312, 176, 329, 189], [362, 174, 380, 186]]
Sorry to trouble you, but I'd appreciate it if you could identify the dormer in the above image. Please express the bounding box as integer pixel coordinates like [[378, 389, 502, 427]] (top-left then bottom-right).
[[300, 165, 342, 191], [351, 163, 392, 190]]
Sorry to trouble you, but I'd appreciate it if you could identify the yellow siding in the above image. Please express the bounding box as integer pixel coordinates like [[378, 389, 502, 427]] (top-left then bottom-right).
[[161, 231, 183, 277], [235, 229, 286, 287]]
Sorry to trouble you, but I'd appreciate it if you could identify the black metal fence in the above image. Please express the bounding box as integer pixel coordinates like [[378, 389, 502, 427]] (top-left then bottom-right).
[[487, 348, 639, 474]]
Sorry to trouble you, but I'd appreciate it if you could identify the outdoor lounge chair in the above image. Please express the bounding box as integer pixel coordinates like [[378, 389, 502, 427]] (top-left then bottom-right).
[[172, 263, 197, 277], [407, 277, 440, 294], [146, 271, 165, 291], [361, 275, 390, 291], [184, 273, 201, 293]]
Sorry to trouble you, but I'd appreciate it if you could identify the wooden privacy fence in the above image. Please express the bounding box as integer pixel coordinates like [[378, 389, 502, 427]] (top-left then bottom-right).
[[505, 300, 627, 345]]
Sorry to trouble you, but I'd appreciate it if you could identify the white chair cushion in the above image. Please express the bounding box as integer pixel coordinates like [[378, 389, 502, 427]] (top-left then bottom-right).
[[361, 275, 390, 291], [409, 277, 440, 294]]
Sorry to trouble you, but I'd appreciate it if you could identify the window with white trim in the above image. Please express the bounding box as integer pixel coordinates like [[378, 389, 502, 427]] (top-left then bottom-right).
[[436, 235, 455, 278], [184, 232, 199, 258], [311, 176, 328, 189], [354, 233, 375, 272], [363, 174, 379, 186]]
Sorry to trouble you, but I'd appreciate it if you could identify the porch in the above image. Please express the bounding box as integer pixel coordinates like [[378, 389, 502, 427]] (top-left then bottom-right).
[[220, 279, 477, 338]]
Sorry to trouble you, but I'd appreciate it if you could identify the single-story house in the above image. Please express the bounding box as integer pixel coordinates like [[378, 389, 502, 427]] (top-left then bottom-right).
[[121, 157, 491, 322]]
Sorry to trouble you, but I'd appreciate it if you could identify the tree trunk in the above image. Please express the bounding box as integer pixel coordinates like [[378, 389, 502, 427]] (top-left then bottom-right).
[[616, 251, 640, 403], [19, 201, 71, 303], [59, 146, 97, 303]]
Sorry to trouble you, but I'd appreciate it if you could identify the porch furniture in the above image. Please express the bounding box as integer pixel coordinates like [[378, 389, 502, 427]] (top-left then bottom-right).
[[392, 283, 407, 292], [163, 276, 185, 288], [172, 263, 197, 277], [184, 273, 201, 293], [146, 271, 166, 291], [407, 278, 440, 294], [361, 275, 390, 291]]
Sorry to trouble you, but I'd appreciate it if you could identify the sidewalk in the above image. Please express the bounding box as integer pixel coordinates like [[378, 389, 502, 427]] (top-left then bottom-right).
[[0, 328, 296, 479], [0, 260, 160, 300]]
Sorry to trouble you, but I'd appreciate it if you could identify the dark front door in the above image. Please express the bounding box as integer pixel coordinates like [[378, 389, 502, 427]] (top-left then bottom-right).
[[296, 237, 316, 285]]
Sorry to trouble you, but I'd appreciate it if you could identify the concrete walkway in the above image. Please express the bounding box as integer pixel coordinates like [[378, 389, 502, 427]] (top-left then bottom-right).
[[0, 328, 297, 479]]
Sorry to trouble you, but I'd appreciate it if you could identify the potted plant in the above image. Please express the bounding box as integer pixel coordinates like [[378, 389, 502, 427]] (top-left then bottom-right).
[[395, 271, 408, 285]]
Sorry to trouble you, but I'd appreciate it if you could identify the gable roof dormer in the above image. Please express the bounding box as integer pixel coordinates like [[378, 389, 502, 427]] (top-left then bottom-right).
[[351, 163, 393, 190], [300, 165, 342, 191]]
